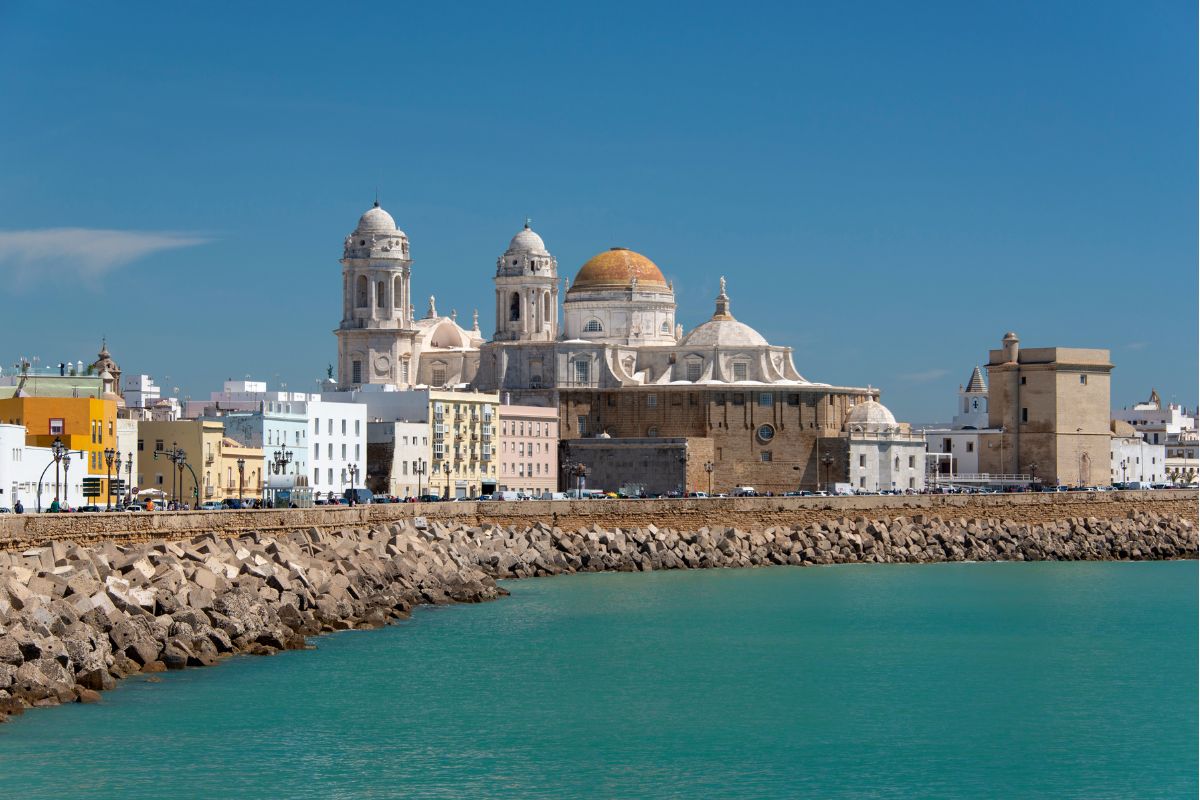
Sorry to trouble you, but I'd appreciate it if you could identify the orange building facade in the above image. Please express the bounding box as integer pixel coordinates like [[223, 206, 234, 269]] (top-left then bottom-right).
[[0, 396, 120, 500]]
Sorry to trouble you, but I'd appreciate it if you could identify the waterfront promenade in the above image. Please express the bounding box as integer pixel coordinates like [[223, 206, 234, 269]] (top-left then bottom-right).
[[1, 490, 1194, 551]]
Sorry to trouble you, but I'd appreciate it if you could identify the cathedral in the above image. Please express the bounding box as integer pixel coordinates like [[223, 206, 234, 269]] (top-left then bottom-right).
[[335, 201, 913, 492]]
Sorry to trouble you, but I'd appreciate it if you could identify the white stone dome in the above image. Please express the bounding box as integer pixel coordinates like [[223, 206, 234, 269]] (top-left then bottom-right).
[[681, 318, 768, 347], [845, 400, 896, 428], [507, 223, 548, 255], [356, 203, 397, 233]]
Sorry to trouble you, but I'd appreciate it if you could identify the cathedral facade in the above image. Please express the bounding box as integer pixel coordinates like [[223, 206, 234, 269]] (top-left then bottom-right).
[[335, 203, 906, 492]]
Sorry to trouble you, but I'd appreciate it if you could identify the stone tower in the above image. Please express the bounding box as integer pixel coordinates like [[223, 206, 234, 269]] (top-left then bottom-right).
[[493, 221, 558, 342], [336, 201, 415, 387]]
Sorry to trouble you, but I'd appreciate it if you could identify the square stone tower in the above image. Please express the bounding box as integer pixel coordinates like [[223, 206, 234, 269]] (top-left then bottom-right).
[[981, 332, 1113, 486]]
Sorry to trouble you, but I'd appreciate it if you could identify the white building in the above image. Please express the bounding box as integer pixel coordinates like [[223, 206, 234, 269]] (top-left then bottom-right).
[[190, 381, 366, 501], [123, 374, 161, 408], [1112, 389, 1197, 485], [0, 423, 88, 511], [367, 420, 428, 498], [922, 366, 1006, 484], [845, 401, 926, 493], [1109, 421, 1166, 484]]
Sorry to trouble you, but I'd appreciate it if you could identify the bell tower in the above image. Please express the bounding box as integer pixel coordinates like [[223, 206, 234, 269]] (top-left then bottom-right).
[[494, 221, 558, 342], [336, 201, 415, 387]]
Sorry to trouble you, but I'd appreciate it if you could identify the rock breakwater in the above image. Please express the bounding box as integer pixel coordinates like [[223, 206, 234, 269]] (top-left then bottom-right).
[[0, 511, 1194, 722]]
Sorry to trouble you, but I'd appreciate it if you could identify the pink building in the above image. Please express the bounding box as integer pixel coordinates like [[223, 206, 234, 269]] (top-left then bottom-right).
[[498, 404, 559, 496]]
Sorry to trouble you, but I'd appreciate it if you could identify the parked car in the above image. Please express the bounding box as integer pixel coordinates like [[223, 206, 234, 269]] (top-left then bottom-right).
[[199, 501, 223, 510], [733, 486, 758, 497], [77, 505, 102, 512], [222, 498, 245, 510]]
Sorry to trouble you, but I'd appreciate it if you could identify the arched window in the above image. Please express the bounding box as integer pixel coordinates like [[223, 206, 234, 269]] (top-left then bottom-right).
[[356, 275, 368, 308], [394, 276, 404, 315], [376, 281, 385, 308], [583, 318, 603, 333], [543, 292, 551, 324], [510, 292, 520, 321], [647, 426, 659, 437], [661, 321, 670, 333]]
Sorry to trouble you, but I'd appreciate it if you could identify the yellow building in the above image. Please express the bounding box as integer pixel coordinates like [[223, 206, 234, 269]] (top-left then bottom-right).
[[136, 420, 264, 505], [429, 390, 499, 498], [0, 395, 120, 501]]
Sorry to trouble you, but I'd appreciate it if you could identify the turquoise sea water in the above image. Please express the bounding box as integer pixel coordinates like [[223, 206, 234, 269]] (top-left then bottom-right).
[[0, 561, 1195, 799]]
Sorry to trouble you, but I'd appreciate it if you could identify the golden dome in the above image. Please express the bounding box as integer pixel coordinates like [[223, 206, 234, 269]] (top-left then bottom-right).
[[570, 247, 669, 292]]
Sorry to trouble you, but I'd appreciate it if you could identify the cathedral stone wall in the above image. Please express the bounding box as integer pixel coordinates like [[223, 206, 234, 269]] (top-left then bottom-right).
[[558, 387, 875, 493]]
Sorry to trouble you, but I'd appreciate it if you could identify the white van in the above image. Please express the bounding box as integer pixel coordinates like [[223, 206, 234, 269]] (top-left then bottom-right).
[[733, 486, 757, 497]]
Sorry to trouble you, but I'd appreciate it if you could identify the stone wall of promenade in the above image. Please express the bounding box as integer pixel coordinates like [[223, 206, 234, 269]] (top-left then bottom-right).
[[0, 490, 1195, 551]]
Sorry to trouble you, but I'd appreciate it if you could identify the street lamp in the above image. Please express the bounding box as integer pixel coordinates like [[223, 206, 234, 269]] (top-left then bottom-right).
[[124, 452, 133, 506], [704, 461, 714, 495], [113, 450, 123, 509], [236, 457, 246, 501], [442, 461, 451, 499], [820, 450, 834, 493], [415, 459, 426, 500], [51, 436, 66, 502], [1119, 458, 1127, 484], [155, 444, 197, 509], [270, 447, 293, 508], [61, 450, 72, 510], [1028, 461, 1039, 491], [103, 447, 116, 511]]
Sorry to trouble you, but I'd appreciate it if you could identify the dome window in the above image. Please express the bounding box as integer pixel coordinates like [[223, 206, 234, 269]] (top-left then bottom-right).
[[583, 319, 604, 333]]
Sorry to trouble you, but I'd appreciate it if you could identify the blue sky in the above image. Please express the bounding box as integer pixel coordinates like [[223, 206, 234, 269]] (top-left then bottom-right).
[[0, 1, 1194, 421]]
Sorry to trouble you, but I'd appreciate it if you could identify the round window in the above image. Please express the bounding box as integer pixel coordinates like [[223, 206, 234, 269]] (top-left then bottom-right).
[[757, 424, 775, 442]]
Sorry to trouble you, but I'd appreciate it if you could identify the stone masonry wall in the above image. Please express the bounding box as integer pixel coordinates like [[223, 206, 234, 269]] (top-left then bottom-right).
[[0, 491, 1194, 552]]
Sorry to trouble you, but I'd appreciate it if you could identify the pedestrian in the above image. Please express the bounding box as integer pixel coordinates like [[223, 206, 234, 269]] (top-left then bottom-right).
[[49, 498, 61, 513], [13, 499, 23, 514]]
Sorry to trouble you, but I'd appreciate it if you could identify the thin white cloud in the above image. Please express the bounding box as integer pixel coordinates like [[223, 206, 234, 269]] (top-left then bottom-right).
[[1125, 341, 1149, 351], [0, 228, 208, 288], [898, 368, 949, 383]]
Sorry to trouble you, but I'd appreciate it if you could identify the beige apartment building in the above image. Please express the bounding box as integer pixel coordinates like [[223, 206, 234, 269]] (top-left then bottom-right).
[[497, 404, 559, 496], [977, 332, 1113, 487], [137, 420, 263, 503]]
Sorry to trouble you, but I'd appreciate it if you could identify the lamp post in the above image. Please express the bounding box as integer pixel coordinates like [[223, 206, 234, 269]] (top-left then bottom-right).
[[1119, 458, 1127, 485], [113, 450, 123, 509], [236, 457, 245, 501], [51, 436, 66, 503], [62, 451, 72, 510], [271, 446, 293, 508], [125, 453, 133, 506], [820, 449, 833, 493], [1027, 461, 1039, 491], [348, 463, 360, 497], [103, 447, 116, 511], [155, 443, 195, 508], [704, 461, 714, 495], [415, 459, 426, 500], [442, 461, 451, 499]]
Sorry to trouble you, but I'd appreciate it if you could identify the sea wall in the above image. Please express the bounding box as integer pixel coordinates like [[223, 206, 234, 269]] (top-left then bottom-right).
[[0, 508, 1195, 722], [0, 490, 1195, 551]]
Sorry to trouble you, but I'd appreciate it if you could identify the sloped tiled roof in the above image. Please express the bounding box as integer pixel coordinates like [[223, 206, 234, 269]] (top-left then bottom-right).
[[966, 366, 987, 393]]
